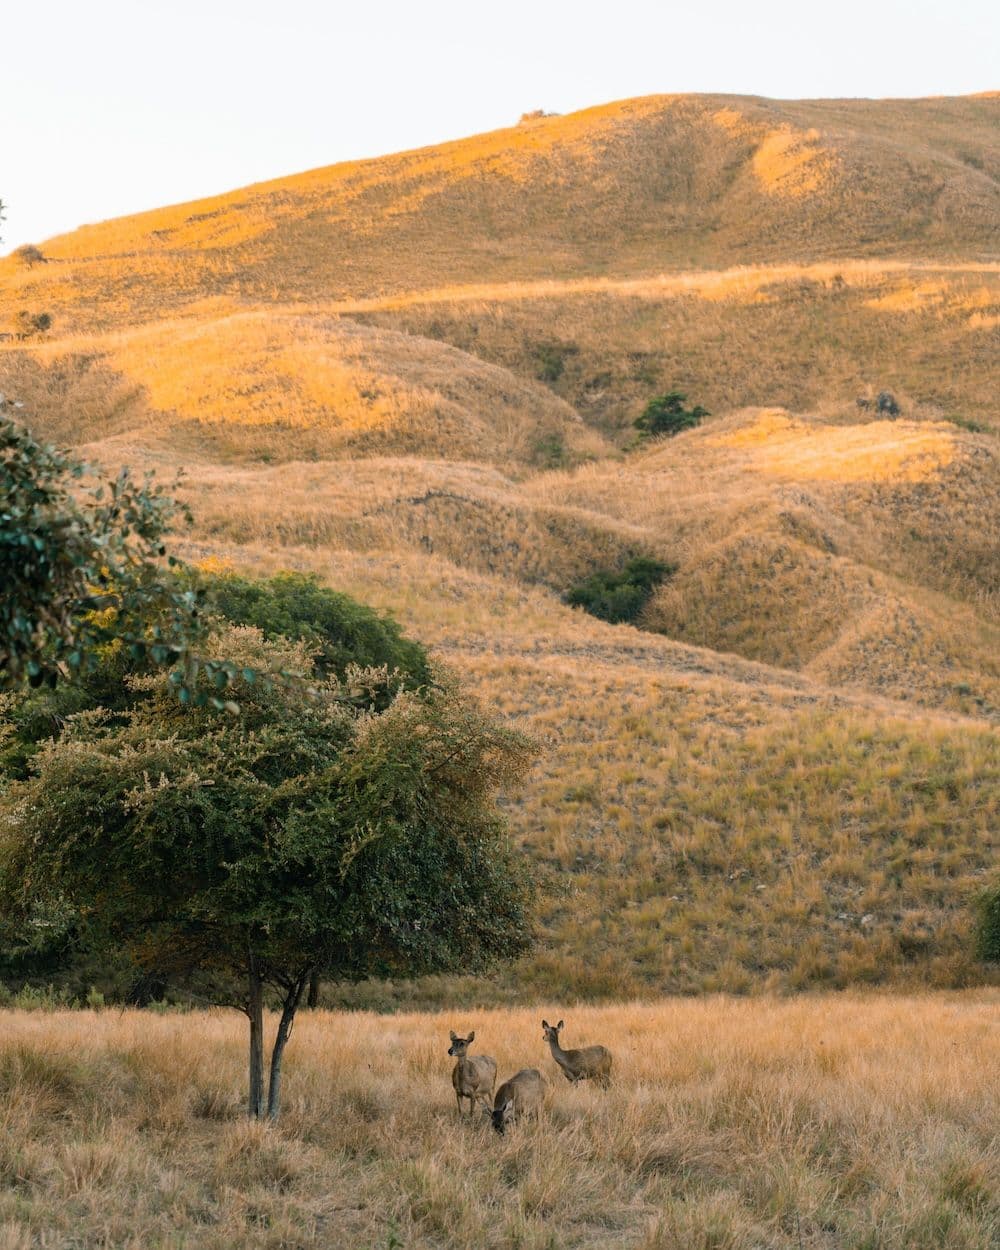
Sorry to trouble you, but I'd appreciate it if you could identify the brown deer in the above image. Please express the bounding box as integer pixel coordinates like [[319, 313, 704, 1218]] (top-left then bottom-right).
[[542, 1019, 612, 1087], [448, 1030, 496, 1116], [488, 1068, 546, 1134]]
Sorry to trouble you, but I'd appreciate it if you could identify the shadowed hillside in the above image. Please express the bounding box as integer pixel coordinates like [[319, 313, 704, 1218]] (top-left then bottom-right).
[[1, 91, 998, 996]]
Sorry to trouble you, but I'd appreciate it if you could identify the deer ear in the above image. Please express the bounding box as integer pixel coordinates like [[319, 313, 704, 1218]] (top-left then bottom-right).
[[449, 1031, 457, 1041], [541, 1019, 549, 1029], [557, 1020, 564, 1030], [467, 1030, 475, 1042], [502, 1099, 514, 1114]]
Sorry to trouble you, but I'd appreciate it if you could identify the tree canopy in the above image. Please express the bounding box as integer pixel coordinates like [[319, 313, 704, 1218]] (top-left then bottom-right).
[[0, 414, 292, 709], [0, 414, 204, 694], [0, 624, 535, 1117], [206, 569, 431, 692]]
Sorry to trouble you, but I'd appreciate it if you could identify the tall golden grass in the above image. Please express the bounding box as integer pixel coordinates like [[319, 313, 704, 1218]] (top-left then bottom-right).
[[0, 995, 996, 1248]]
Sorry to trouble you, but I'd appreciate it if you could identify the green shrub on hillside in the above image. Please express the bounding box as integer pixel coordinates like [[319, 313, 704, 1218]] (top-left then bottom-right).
[[974, 885, 1000, 962], [565, 555, 674, 624], [633, 390, 709, 441]]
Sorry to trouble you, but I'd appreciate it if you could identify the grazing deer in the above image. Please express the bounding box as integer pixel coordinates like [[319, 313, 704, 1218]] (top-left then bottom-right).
[[448, 1030, 496, 1116], [542, 1019, 612, 1087], [488, 1068, 546, 1134]]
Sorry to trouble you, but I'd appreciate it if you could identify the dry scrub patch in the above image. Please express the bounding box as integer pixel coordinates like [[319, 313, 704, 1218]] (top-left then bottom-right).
[[0, 997, 995, 1248]]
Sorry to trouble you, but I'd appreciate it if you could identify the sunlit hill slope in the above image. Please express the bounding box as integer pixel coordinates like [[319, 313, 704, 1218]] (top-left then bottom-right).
[[1, 92, 998, 999]]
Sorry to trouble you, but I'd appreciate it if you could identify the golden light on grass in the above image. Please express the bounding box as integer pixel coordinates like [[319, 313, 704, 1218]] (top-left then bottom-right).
[[0, 995, 995, 1247], [706, 410, 956, 483], [751, 127, 835, 198]]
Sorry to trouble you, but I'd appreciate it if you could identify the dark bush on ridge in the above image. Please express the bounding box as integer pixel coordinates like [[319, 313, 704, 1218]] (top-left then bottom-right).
[[565, 555, 675, 624], [633, 390, 709, 441]]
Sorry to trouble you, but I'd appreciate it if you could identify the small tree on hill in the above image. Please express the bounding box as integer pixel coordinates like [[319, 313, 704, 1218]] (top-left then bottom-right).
[[12, 244, 45, 268], [633, 390, 709, 441], [0, 626, 535, 1120]]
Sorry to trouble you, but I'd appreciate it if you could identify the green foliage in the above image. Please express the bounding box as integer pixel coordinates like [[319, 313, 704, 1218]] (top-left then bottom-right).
[[205, 570, 431, 695], [973, 885, 1000, 962], [633, 390, 709, 441], [0, 416, 286, 714], [946, 415, 991, 435], [0, 626, 535, 1107], [565, 555, 674, 624], [0, 416, 207, 692]]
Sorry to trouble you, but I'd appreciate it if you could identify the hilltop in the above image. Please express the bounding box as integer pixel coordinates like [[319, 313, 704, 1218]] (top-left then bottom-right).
[[3, 92, 999, 328], [1, 92, 998, 998]]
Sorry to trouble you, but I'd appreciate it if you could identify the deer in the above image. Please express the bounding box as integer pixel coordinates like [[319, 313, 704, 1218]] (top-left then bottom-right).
[[487, 1068, 546, 1134], [447, 1030, 497, 1116], [542, 1019, 612, 1087]]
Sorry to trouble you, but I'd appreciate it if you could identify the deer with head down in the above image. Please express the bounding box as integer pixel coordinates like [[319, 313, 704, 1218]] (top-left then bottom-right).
[[487, 1067, 546, 1134], [447, 1030, 496, 1115], [542, 1019, 612, 1087]]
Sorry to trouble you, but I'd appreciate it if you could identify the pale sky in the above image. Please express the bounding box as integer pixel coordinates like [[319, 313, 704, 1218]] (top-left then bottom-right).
[[1, 0, 996, 252]]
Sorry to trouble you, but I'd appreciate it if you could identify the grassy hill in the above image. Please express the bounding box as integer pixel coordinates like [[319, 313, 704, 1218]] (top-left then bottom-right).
[[1, 92, 998, 998], [3, 93, 998, 328]]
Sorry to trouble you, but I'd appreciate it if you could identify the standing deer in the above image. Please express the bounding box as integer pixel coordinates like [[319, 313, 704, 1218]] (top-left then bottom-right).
[[488, 1068, 546, 1134], [542, 1019, 612, 1087], [448, 1030, 496, 1115]]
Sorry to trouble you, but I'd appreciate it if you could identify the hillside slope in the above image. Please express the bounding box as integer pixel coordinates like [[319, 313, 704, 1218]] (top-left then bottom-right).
[[3, 93, 998, 330], [1, 92, 998, 996]]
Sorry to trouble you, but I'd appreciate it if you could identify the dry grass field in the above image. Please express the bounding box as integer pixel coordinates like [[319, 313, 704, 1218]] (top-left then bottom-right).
[[0, 996, 996, 1249]]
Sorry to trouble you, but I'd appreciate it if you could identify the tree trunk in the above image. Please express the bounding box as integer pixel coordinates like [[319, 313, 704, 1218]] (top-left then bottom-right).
[[307, 970, 321, 1009], [247, 952, 265, 1120], [266, 967, 311, 1121]]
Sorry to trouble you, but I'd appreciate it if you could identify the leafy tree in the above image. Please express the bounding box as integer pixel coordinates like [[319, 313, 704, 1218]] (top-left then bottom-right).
[[633, 390, 709, 441], [0, 414, 245, 704], [0, 626, 535, 1119], [565, 555, 674, 624]]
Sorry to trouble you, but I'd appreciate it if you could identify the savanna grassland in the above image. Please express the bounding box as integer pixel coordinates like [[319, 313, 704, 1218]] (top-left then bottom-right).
[[1, 87, 999, 1250], [0, 998, 997, 1249], [1, 91, 998, 999]]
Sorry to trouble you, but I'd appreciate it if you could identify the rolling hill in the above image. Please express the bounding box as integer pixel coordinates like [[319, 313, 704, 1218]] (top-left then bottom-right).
[[1, 91, 998, 999]]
